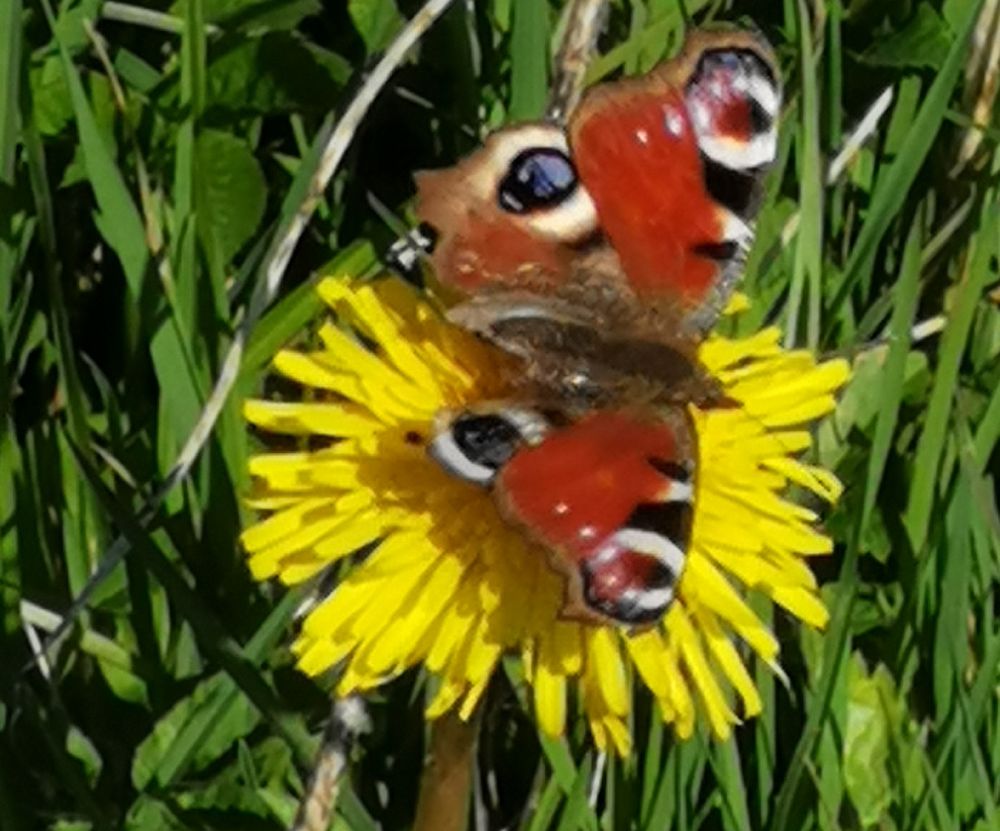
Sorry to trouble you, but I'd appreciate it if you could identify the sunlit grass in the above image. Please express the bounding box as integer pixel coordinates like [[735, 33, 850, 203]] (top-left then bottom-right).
[[1, 1, 997, 830]]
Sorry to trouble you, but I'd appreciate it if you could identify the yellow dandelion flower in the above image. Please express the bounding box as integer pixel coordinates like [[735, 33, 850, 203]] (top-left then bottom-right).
[[242, 276, 849, 755]]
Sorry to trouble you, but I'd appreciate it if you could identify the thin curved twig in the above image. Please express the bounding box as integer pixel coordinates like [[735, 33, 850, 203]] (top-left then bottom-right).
[[28, 0, 459, 675]]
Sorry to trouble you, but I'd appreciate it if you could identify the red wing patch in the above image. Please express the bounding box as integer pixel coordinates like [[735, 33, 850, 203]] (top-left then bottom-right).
[[568, 31, 779, 330], [496, 410, 695, 625], [569, 82, 719, 301], [413, 31, 779, 339]]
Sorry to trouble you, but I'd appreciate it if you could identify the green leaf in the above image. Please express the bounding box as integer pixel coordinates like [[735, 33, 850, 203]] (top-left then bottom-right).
[[53, 0, 102, 54], [843, 658, 899, 826], [195, 129, 266, 262], [132, 672, 262, 790], [859, 3, 953, 70], [125, 796, 185, 831], [508, 0, 549, 120], [172, 0, 321, 30], [29, 57, 73, 137], [66, 725, 103, 787], [256, 787, 298, 827], [349, 0, 404, 54], [206, 33, 351, 116]]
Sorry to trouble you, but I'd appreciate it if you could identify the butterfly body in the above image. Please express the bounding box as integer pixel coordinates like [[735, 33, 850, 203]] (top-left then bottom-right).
[[414, 28, 781, 627]]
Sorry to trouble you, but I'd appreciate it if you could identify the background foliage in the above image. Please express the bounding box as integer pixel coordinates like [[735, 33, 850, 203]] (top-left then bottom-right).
[[1, 0, 998, 829]]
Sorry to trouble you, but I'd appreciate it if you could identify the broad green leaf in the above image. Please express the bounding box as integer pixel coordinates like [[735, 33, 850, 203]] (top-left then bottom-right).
[[206, 33, 351, 115], [349, 0, 404, 54], [843, 658, 901, 826], [28, 57, 73, 137], [53, 0, 102, 54], [859, 3, 953, 69], [132, 673, 261, 790], [196, 130, 266, 262]]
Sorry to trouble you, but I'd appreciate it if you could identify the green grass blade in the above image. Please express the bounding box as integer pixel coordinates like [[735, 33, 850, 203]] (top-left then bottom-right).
[[905, 202, 999, 551], [553, 753, 598, 831], [525, 774, 566, 831], [21, 76, 93, 454], [241, 240, 378, 384], [39, 0, 149, 296], [770, 540, 859, 830], [508, 0, 549, 121], [859, 204, 924, 533], [68, 441, 314, 766], [784, 0, 823, 350], [0, 0, 21, 321], [638, 711, 664, 825], [971, 349, 1000, 472], [822, 0, 985, 336], [709, 737, 751, 831], [0, 0, 19, 182]]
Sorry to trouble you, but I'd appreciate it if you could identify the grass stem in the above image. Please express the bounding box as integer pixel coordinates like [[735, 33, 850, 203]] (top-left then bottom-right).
[[413, 709, 482, 831]]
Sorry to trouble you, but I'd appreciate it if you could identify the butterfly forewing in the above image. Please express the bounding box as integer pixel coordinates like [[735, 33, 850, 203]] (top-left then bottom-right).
[[415, 30, 780, 338], [568, 30, 780, 333]]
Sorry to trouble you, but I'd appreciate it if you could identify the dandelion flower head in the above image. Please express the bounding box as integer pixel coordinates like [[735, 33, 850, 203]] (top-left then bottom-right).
[[242, 276, 849, 755]]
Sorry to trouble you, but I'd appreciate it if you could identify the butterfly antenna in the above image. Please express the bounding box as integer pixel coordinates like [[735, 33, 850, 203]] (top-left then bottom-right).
[[369, 191, 439, 285]]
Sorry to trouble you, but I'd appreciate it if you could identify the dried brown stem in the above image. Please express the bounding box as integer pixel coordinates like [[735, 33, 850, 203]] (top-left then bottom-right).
[[546, 0, 609, 122], [291, 696, 369, 831], [412, 709, 482, 831]]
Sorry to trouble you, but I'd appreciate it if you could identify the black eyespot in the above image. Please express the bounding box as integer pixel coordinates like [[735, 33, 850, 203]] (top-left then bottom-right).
[[693, 240, 740, 262], [582, 555, 674, 625], [624, 503, 693, 552], [498, 148, 578, 214], [702, 155, 760, 215], [696, 47, 777, 89], [648, 458, 692, 484], [451, 414, 524, 470]]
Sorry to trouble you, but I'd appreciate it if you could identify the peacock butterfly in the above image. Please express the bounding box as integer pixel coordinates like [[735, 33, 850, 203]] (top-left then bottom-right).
[[407, 29, 780, 627]]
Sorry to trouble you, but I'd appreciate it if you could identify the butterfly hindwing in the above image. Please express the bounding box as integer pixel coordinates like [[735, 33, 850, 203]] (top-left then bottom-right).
[[430, 406, 695, 626]]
